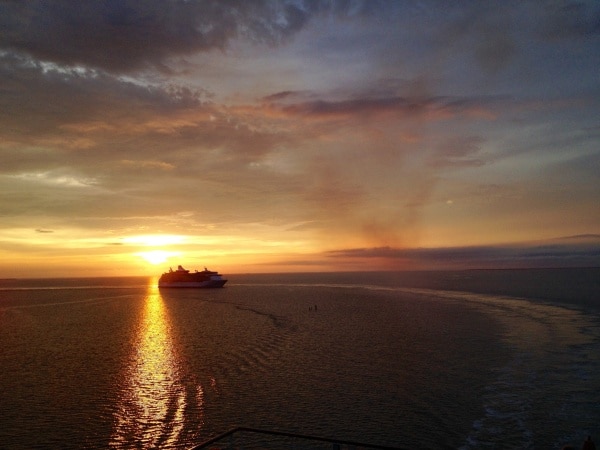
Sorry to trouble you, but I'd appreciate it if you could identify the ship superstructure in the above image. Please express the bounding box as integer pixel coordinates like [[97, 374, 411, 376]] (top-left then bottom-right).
[[158, 265, 227, 288]]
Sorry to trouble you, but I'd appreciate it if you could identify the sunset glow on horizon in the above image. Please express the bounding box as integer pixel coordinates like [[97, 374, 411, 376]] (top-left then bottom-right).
[[0, 1, 599, 278]]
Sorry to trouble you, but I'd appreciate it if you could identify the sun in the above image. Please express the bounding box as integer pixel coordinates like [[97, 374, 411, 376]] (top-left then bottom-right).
[[124, 235, 184, 266], [138, 250, 176, 265]]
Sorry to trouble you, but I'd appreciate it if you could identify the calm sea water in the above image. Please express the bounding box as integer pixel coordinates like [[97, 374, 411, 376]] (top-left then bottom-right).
[[1, 269, 599, 449]]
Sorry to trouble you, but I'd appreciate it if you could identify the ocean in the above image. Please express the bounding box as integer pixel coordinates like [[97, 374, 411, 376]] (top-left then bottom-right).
[[1, 268, 599, 449]]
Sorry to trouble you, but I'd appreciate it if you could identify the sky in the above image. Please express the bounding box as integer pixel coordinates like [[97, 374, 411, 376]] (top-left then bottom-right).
[[1, 0, 599, 277]]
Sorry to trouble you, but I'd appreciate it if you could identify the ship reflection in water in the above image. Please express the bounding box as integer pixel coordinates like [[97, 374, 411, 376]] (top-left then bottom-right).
[[110, 282, 203, 448]]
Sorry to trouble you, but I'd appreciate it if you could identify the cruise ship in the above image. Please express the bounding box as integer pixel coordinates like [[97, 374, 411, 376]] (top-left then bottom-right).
[[158, 265, 227, 288]]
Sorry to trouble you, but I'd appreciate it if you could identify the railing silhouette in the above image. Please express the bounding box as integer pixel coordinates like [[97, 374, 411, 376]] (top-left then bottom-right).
[[190, 426, 406, 449]]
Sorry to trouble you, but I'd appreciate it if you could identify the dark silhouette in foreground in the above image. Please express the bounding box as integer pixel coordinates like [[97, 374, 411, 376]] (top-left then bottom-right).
[[583, 436, 596, 450]]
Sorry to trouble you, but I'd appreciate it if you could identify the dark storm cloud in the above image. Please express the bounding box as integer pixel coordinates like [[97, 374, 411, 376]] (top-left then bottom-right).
[[0, 0, 376, 73], [266, 93, 505, 121], [2, 1, 596, 84], [262, 90, 306, 102], [282, 96, 415, 117], [327, 237, 600, 269]]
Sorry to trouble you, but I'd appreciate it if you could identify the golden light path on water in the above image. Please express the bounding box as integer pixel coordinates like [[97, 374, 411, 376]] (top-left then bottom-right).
[[110, 281, 204, 448]]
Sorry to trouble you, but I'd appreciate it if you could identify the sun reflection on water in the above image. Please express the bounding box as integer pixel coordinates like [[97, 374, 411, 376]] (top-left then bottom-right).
[[110, 281, 202, 448]]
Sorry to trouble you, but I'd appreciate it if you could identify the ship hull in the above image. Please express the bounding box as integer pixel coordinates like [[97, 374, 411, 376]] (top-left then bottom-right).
[[158, 279, 227, 288]]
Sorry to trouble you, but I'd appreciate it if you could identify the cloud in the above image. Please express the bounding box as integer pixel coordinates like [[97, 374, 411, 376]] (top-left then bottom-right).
[[326, 236, 600, 269], [0, 0, 377, 73], [0, 50, 296, 181], [262, 91, 505, 126], [2, 52, 500, 236], [428, 136, 486, 168], [0, 1, 598, 277], [0, 52, 211, 148], [559, 234, 600, 242]]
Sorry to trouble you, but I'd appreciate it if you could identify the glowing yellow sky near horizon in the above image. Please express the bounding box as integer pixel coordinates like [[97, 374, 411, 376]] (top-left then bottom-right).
[[0, 224, 599, 277], [0, 227, 328, 277]]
